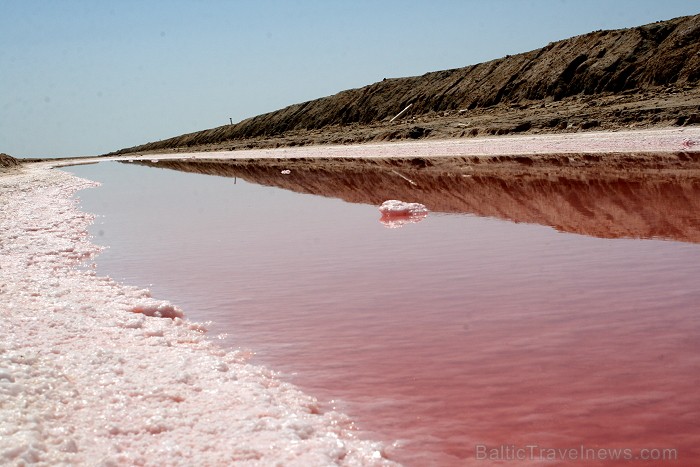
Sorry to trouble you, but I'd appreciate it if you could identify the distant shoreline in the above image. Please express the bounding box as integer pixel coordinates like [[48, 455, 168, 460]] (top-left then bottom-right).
[[16, 126, 698, 168]]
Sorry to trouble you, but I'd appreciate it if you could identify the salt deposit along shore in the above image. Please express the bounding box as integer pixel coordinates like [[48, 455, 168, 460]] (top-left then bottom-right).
[[0, 164, 397, 466], [105, 127, 700, 162]]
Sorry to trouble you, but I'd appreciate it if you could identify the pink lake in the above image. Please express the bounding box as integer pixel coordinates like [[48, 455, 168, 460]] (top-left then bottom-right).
[[65, 160, 700, 466]]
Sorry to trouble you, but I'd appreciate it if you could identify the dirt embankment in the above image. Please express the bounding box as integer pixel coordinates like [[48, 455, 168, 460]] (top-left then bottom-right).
[[133, 154, 700, 243], [111, 14, 700, 156], [0, 153, 21, 170]]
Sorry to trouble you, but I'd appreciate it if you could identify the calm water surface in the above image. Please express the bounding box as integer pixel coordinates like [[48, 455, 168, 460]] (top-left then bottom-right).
[[65, 161, 700, 466]]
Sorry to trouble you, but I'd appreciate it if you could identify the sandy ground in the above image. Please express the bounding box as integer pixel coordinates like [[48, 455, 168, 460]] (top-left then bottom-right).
[[0, 165, 396, 466], [3, 127, 699, 466]]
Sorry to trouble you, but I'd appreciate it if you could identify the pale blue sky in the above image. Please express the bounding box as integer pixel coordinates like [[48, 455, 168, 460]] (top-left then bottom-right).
[[1, 0, 698, 157]]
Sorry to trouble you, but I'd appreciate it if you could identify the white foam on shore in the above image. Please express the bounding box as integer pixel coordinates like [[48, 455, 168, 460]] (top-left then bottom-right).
[[0, 165, 397, 466]]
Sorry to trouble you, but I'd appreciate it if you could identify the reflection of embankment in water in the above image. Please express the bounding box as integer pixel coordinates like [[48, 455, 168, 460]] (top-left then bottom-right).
[[131, 151, 700, 243]]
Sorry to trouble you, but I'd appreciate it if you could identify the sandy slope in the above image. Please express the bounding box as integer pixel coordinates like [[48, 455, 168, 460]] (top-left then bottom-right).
[[111, 14, 700, 155], [0, 165, 396, 466]]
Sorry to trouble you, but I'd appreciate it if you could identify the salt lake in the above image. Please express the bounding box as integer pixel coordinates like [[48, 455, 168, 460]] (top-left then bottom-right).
[[64, 159, 700, 466]]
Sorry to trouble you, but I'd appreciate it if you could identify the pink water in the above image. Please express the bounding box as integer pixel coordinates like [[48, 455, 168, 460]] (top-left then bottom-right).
[[65, 162, 700, 466]]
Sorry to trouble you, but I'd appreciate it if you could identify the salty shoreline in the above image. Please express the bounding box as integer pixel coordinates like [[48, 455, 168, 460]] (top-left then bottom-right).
[[2, 127, 699, 466], [0, 164, 395, 466], [40, 127, 700, 167]]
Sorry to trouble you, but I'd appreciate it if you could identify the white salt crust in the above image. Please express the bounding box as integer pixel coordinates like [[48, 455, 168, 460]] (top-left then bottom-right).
[[377, 201, 429, 229], [378, 200, 428, 215], [0, 165, 397, 466], [48, 127, 700, 168]]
